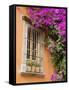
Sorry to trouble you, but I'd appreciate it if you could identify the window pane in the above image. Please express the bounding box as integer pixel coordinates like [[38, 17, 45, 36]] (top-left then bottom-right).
[[32, 30, 36, 60], [27, 27, 31, 59]]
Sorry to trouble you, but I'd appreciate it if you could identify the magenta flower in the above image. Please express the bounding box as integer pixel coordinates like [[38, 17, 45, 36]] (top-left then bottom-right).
[[28, 7, 66, 39], [51, 72, 57, 81]]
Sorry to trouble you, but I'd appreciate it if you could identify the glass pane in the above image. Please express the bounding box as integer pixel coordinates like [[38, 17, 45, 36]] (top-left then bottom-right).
[[27, 27, 31, 59], [32, 30, 36, 60]]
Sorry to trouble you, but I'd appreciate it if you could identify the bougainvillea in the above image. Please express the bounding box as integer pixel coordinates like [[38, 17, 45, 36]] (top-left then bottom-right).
[[28, 7, 67, 81], [28, 7, 66, 38]]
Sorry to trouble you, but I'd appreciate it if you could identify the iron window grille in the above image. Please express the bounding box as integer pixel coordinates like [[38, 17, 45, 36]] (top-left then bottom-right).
[[20, 16, 45, 75]]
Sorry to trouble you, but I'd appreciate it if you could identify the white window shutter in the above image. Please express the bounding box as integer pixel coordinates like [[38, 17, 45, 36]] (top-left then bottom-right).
[[21, 64, 26, 72], [21, 20, 29, 72]]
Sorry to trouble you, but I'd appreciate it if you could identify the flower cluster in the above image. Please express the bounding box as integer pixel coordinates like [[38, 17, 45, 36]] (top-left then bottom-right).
[[28, 7, 66, 38], [51, 70, 65, 81]]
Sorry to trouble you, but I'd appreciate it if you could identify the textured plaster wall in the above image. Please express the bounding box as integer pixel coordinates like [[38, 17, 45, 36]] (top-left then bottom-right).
[[16, 7, 55, 84]]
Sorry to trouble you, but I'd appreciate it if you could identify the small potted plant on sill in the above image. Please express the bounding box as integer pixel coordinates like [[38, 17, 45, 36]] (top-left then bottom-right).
[[26, 60, 35, 72], [34, 62, 41, 73]]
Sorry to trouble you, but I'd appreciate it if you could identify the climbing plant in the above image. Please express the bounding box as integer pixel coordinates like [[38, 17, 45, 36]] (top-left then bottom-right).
[[28, 7, 67, 81]]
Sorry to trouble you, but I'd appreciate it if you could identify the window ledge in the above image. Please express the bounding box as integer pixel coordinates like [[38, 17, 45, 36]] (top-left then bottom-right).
[[20, 71, 45, 77]]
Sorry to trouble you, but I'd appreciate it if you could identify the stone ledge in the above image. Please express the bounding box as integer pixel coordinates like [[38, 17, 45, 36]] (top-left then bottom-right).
[[20, 71, 45, 77]]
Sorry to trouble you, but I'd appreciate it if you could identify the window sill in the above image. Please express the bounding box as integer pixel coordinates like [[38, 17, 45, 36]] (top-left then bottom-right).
[[20, 71, 45, 77]]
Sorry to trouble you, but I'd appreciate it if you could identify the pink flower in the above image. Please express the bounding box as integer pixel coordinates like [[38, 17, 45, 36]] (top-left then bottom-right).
[[28, 7, 66, 41], [51, 72, 57, 81]]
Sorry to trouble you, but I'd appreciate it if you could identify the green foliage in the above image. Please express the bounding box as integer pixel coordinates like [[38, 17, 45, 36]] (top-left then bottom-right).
[[46, 26, 66, 81], [26, 60, 40, 67]]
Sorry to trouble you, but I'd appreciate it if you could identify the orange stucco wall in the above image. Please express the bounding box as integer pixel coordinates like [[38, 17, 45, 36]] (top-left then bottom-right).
[[16, 7, 55, 84]]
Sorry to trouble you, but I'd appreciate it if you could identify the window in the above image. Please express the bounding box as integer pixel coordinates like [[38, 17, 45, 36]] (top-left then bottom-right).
[[21, 18, 45, 75]]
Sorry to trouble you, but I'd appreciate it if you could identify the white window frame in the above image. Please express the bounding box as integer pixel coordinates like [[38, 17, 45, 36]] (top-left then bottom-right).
[[20, 17, 45, 76]]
